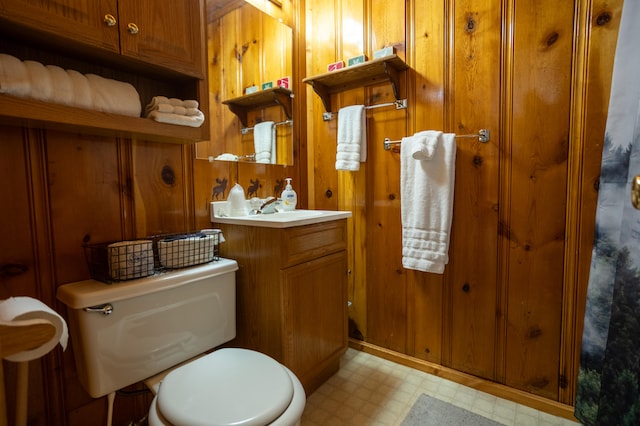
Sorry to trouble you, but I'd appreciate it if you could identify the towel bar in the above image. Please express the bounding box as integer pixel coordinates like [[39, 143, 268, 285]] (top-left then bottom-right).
[[241, 119, 293, 135], [383, 129, 490, 150], [323, 99, 407, 121]]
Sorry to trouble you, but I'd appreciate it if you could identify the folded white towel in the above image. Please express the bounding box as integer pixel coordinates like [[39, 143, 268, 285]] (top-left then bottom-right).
[[215, 153, 239, 161], [46, 65, 74, 106], [0, 53, 30, 97], [148, 110, 205, 127], [66, 69, 93, 109], [86, 73, 141, 117], [400, 131, 457, 273], [185, 107, 200, 117], [336, 105, 366, 171], [24, 60, 53, 102], [183, 99, 199, 109], [254, 121, 276, 164], [145, 95, 170, 112]]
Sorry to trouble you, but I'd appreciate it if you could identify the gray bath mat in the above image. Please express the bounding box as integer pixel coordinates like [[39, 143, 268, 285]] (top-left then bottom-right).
[[401, 393, 504, 426]]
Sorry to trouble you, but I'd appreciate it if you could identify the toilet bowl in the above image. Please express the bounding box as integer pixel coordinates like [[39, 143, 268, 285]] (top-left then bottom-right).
[[56, 259, 306, 426], [148, 348, 306, 426]]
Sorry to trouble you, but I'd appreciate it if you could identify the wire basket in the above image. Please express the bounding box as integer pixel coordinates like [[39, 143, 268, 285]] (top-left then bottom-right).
[[84, 240, 155, 283], [152, 231, 220, 270], [84, 231, 222, 283]]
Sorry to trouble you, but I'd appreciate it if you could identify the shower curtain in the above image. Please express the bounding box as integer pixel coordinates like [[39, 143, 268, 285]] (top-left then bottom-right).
[[575, 1, 640, 425]]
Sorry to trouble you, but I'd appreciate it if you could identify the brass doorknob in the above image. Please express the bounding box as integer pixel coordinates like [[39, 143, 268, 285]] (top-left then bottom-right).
[[632, 175, 640, 209], [127, 22, 139, 35], [104, 14, 117, 27]]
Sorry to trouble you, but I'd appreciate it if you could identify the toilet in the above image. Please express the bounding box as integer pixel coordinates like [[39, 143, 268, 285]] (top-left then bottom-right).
[[57, 258, 306, 425]]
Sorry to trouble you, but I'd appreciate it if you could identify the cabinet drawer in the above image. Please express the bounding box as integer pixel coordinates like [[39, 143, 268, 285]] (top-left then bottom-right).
[[281, 220, 347, 267]]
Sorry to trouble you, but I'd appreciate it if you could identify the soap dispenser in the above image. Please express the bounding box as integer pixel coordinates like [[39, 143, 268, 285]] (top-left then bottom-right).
[[281, 178, 297, 211]]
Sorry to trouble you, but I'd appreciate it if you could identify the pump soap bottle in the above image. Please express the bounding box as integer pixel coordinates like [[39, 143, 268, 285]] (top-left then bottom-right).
[[281, 178, 297, 211]]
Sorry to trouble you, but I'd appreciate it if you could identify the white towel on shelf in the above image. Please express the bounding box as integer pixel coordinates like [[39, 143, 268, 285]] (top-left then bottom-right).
[[0, 53, 30, 97], [335, 105, 366, 171], [254, 121, 276, 164], [145, 96, 205, 127], [400, 131, 457, 274], [66, 69, 93, 109], [148, 110, 205, 127], [46, 65, 74, 106], [24, 60, 53, 102], [86, 73, 141, 117]]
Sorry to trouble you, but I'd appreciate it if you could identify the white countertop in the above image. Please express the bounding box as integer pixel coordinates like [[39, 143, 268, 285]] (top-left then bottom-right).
[[210, 207, 352, 228]]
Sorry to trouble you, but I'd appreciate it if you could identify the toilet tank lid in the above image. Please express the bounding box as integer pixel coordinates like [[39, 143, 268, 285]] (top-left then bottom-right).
[[56, 258, 238, 309]]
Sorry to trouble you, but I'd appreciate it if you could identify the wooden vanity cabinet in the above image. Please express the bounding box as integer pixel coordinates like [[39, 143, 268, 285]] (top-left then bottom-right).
[[0, 0, 205, 78], [215, 219, 349, 394]]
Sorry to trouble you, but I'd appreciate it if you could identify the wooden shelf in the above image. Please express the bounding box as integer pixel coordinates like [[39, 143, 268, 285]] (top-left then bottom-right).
[[302, 54, 409, 112], [222, 87, 293, 127], [0, 94, 208, 144]]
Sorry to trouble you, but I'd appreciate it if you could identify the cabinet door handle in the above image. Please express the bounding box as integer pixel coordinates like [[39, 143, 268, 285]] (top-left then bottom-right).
[[104, 14, 117, 27], [127, 22, 139, 35]]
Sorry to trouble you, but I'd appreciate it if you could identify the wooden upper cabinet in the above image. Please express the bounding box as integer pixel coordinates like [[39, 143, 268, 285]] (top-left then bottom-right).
[[0, 0, 204, 78], [117, 1, 204, 78], [0, 0, 120, 52]]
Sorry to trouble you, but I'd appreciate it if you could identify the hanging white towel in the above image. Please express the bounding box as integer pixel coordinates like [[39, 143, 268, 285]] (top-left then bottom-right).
[[400, 131, 457, 274], [254, 121, 276, 164], [336, 105, 366, 171]]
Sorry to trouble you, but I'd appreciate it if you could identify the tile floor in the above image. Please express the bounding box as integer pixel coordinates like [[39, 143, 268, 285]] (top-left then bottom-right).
[[301, 348, 582, 426]]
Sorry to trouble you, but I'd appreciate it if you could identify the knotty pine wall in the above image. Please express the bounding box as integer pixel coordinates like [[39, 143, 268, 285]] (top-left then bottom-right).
[[301, 0, 621, 415], [0, 0, 621, 424]]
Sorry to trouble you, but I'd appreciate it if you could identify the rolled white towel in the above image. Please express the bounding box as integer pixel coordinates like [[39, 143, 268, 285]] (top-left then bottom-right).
[[144, 95, 170, 114], [147, 110, 204, 127], [183, 99, 199, 109], [172, 105, 186, 116], [66, 69, 93, 109], [24, 60, 53, 102], [168, 97, 183, 106], [46, 65, 74, 106], [0, 53, 30, 97], [86, 73, 141, 117], [185, 107, 200, 117]]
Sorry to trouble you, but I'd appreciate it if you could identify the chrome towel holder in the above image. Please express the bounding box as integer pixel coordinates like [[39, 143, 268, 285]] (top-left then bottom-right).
[[383, 129, 490, 151]]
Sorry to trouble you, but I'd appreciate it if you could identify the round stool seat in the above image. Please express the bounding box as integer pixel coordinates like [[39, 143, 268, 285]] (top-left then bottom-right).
[[155, 348, 295, 426]]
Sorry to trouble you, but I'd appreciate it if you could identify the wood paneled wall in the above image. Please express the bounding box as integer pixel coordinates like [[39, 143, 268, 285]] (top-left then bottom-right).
[[304, 0, 621, 410], [0, 0, 622, 423]]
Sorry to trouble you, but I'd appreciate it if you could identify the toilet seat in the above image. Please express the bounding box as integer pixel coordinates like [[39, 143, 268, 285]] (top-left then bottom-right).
[[155, 348, 295, 426]]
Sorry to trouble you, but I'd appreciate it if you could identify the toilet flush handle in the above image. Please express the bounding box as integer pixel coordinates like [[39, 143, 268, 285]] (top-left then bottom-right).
[[84, 304, 113, 315]]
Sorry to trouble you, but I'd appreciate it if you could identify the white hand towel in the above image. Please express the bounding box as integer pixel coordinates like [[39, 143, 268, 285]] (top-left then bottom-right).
[[46, 65, 74, 106], [400, 131, 457, 274], [66, 69, 93, 109], [335, 105, 366, 171], [86, 73, 141, 117], [148, 110, 205, 127], [24, 60, 53, 102], [254, 121, 276, 164], [411, 130, 442, 160], [0, 53, 30, 97]]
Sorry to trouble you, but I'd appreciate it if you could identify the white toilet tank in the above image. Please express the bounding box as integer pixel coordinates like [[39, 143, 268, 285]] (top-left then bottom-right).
[[57, 258, 238, 398]]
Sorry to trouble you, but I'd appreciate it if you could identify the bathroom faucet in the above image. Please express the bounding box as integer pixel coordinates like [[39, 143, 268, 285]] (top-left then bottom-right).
[[259, 197, 280, 214]]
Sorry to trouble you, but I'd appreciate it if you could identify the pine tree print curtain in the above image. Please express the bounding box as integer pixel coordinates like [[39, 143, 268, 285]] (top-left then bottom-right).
[[575, 1, 640, 424]]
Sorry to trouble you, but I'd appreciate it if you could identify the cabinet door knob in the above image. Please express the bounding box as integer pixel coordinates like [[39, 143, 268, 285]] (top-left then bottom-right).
[[104, 14, 117, 27], [127, 22, 139, 35]]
